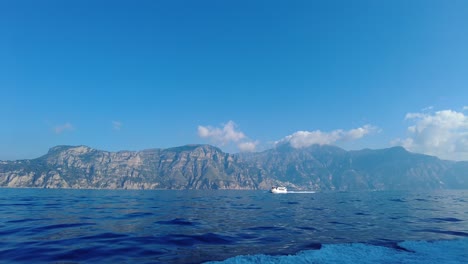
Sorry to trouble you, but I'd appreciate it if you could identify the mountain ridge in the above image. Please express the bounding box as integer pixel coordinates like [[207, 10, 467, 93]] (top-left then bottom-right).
[[0, 144, 466, 190]]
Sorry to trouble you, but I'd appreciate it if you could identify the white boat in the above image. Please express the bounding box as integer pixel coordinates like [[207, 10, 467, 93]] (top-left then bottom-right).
[[270, 186, 287, 193]]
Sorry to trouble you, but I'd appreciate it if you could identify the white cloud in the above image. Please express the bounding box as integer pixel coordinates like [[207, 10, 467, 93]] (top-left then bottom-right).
[[112, 121, 122, 130], [197, 121, 259, 152], [197, 120, 246, 145], [238, 141, 258, 152], [54, 122, 74, 134], [276, 125, 377, 148], [343, 125, 377, 140], [463, 106, 468, 111], [422, 106, 434, 112], [393, 109, 468, 160]]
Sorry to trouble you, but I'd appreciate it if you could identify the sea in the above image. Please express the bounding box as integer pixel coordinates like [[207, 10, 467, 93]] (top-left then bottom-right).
[[0, 188, 467, 263]]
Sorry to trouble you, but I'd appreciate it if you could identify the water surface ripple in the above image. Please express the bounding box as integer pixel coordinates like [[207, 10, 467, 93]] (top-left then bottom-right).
[[0, 189, 467, 263]]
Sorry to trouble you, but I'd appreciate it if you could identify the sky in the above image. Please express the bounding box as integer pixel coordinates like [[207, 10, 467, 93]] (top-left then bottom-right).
[[1, 0, 468, 161]]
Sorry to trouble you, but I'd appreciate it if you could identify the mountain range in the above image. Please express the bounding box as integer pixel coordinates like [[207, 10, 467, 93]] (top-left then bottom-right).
[[0, 144, 467, 190]]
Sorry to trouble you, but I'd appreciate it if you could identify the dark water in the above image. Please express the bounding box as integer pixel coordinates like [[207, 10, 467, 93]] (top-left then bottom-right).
[[0, 189, 467, 263]]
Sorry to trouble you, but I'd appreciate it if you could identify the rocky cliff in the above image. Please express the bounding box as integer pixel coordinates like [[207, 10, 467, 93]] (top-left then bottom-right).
[[0, 144, 467, 190]]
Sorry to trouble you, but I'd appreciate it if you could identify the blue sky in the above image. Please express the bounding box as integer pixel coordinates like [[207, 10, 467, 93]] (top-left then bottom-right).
[[1, 0, 468, 160]]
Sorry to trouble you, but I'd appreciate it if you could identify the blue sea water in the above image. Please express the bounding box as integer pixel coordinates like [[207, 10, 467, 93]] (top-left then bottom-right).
[[0, 189, 467, 263]]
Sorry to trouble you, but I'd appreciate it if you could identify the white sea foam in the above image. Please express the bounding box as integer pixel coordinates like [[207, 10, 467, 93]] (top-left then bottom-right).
[[206, 239, 468, 264]]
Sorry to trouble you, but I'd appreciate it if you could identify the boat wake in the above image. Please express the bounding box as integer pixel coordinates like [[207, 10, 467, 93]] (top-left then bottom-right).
[[206, 238, 468, 264], [287, 191, 316, 194]]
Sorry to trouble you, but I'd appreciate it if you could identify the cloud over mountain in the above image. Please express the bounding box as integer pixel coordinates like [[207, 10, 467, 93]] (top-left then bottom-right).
[[394, 109, 468, 161], [197, 121, 257, 152], [275, 125, 377, 148], [198, 121, 245, 144], [238, 141, 259, 152]]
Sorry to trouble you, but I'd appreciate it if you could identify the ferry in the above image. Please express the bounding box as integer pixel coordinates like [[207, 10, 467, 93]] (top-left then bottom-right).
[[270, 186, 287, 194]]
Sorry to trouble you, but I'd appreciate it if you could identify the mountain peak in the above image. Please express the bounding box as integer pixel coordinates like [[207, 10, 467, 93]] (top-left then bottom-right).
[[47, 145, 94, 156], [48, 145, 89, 152], [1, 143, 466, 190], [165, 144, 224, 153], [387, 146, 407, 152]]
